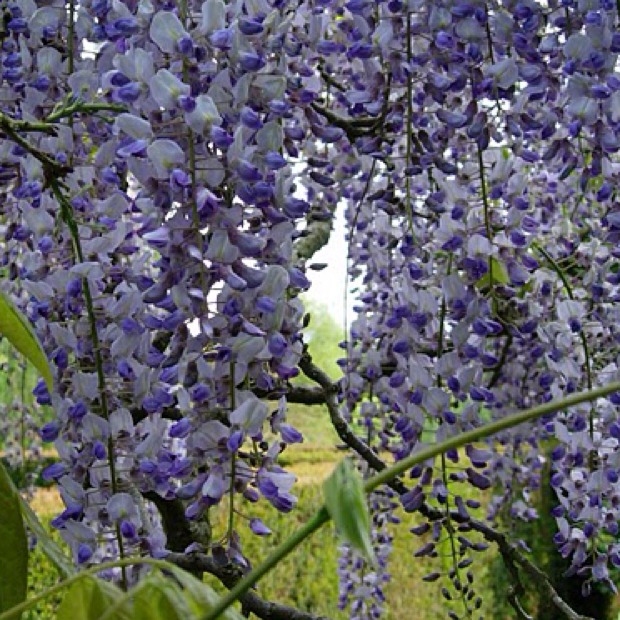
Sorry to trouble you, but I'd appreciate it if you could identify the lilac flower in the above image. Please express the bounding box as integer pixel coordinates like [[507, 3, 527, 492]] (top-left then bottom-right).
[[249, 518, 271, 536], [280, 424, 303, 444], [3, 0, 620, 596], [40, 422, 60, 442], [77, 544, 93, 564], [239, 52, 265, 71], [210, 29, 233, 50]]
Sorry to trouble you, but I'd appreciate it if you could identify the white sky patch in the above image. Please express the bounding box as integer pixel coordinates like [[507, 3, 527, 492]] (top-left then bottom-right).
[[302, 205, 353, 325]]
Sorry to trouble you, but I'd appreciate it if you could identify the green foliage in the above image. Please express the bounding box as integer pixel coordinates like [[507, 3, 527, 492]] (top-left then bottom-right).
[[6, 560, 248, 620], [0, 343, 38, 408], [205, 484, 344, 616], [129, 573, 192, 620], [299, 298, 342, 380], [23, 544, 64, 620], [24, 481, 500, 620], [0, 462, 28, 618], [284, 403, 340, 448], [56, 577, 126, 620], [19, 496, 74, 580], [0, 289, 53, 391], [205, 483, 498, 619], [475, 257, 510, 290], [323, 459, 375, 563]]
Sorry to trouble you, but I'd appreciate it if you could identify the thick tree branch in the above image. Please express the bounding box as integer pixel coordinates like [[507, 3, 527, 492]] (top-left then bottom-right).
[[298, 351, 390, 476], [253, 384, 327, 405], [131, 404, 183, 424], [142, 493, 197, 555], [0, 114, 70, 183], [293, 215, 334, 264], [462, 518, 593, 620]]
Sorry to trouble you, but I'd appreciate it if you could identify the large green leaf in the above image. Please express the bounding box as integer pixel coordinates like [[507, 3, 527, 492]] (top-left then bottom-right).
[[323, 459, 375, 564], [56, 576, 127, 620], [19, 497, 75, 579], [0, 289, 53, 391], [166, 564, 244, 620], [130, 573, 192, 620], [0, 462, 28, 618]]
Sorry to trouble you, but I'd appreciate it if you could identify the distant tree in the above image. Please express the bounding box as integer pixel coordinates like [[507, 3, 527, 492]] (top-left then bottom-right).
[[300, 299, 343, 381]]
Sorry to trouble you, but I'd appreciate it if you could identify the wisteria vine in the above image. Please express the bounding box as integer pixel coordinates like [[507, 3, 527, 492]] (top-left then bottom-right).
[[2, 0, 620, 618]]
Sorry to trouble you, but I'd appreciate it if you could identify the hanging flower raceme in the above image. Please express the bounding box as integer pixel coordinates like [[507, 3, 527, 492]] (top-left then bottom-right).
[[3, 0, 620, 616]]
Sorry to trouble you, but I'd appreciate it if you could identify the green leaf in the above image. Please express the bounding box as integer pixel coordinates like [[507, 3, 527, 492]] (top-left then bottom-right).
[[323, 459, 375, 564], [0, 462, 28, 618], [130, 573, 192, 620], [19, 496, 75, 579], [0, 288, 53, 391], [475, 257, 510, 290], [56, 576, 126, 620], [166, 565, 244, 620]]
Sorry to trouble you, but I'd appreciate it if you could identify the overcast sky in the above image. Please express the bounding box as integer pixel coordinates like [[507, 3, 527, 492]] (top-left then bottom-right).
[[302, 207, 352, 326]]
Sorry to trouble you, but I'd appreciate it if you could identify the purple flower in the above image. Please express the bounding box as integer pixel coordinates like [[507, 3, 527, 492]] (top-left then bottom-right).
[[116, 82, 142, 103], [238, 19, 264, 36], [227, 430, 244, 452], [42, 462, 66, 481], [256, 296, 277, 313], [239, 52, 265, 71], [211, 126, 233, 148], [280, 424, 303, 444], [77, 544, 93, 564], [170, 418, 191, 438], [265, 151, 287, 170], [210, 29, 232, 49], [249, 518, 271, 536], [236, 160, 262, 182], [33, 380, 51, 405], [191, 384, 211, 403], [93, 441, 107, 460], [40, 422, 60, 442], [120, 520, 137, 539], [177, 35, 194, 55], [240, 106, 263, 130]]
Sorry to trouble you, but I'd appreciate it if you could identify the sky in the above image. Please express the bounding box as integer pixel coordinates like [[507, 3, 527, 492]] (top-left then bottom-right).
[[301, 206, 351, 326]]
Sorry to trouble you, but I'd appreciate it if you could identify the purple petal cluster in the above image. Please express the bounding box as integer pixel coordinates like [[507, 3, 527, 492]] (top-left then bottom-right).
[[3, 0, 620, 613]]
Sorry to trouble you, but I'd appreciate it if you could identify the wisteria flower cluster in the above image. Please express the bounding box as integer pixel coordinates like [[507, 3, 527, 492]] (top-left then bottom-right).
[[3, 0, 620, 617]]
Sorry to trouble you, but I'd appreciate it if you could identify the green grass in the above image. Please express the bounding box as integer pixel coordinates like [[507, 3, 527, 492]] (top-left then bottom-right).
[[284, 403, 341, 449], [24, 532, 65, 620], [24, 444, 620, 620], [0, 342, 39, 407]]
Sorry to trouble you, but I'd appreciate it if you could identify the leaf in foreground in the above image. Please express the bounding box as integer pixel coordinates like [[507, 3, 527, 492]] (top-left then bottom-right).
[[56, 576, 128, 620], [323, 458, 375, 564], [19, 496, 75, 579], [0, 288, 53, 390], [0, 462, 28, 618]]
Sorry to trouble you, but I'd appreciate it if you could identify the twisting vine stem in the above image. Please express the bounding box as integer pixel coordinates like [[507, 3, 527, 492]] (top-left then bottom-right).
[[436, 255, 471, 617], [50, 179, 128, 588]]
